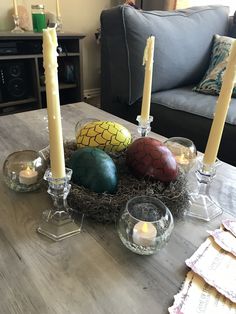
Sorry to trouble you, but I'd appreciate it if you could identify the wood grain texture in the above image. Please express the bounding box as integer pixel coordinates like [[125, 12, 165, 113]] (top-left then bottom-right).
[[0, 102, 235, 314]]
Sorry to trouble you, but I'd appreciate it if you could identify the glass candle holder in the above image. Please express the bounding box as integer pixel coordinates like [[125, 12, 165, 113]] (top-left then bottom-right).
[[37, 168, 84, 241], [136, 115, 153, 137], [75, 117, 99, 138], [11, 15, 24, 33], [164, 137, 197, 172], [56, 15, 63, 33], [117, 196, 174, 255], [3, 150, 47, 192], [187, 161, 222, 221]]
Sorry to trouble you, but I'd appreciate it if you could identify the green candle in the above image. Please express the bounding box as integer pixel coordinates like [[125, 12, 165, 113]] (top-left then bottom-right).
[[32, 13, 46, 32]]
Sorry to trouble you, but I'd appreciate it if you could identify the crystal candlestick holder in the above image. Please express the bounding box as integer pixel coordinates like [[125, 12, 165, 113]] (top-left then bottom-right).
[[56, 16, 63, 33], [187, 161, 222, 221], [136, 115, 153, 137], [11, 15, 24, 33], [37, 168, 83, 241]]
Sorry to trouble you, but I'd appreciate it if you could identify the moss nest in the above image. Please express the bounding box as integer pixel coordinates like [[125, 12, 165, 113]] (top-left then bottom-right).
[[65, 141, 189, 224]]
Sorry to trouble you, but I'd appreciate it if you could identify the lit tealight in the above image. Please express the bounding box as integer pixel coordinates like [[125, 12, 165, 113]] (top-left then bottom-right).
[[19, 166, 38, 185], [175, 154, 189, 166], [133, 221, 157, 246]]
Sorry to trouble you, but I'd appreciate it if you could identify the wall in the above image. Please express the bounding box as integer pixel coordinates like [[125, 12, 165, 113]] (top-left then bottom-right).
[[0, 0, 111, 92], [142, 0, 165, 10], [189, 0, 236, 14], [111, 0, 165, 10]]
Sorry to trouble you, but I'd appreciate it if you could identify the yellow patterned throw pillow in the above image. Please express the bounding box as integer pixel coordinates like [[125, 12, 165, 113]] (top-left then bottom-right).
[[193, 34, 236, 97], [76, 121, 132, 152]]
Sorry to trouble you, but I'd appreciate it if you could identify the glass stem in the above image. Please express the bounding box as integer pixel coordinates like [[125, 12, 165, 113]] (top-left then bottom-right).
[[47, 179, 71, 214], [198, 181, 208, 195], [52, 194, 69, 212]]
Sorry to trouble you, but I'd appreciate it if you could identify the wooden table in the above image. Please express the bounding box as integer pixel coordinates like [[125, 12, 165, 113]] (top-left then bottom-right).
[[0, 102, 236, 314]]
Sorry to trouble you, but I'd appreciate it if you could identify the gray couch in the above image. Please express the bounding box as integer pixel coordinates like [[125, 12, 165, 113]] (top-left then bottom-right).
[[100, 5, 236, 166]]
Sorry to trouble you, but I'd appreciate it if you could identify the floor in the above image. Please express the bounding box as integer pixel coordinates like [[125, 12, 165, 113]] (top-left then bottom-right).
[[84, 96, 101, 108]]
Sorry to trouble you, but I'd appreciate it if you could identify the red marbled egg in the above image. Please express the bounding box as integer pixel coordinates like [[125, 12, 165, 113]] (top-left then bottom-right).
[[126, 137, 178, 183]]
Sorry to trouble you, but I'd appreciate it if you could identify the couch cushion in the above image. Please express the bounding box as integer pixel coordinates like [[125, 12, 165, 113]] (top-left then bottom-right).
[[121, 5, 229, 104], [193, 34, 236, 97], [151, 86, 236, 125]]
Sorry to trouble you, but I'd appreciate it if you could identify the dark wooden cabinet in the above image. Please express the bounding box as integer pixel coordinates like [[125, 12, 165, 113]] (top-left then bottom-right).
[[0, 32, 85, 115]]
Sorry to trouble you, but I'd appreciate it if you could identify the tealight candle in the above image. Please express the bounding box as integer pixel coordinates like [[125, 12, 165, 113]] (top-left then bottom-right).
[[175, 154, 189, 165], [19, 166, 38, 185], [133, 221, 157, 246]]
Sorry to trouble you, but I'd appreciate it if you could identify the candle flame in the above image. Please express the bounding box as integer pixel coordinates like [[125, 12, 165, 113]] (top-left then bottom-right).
[[25, 166, 36, 173], [175, 154, 189, 165], [179, 154, 185, 162], [141, 222, 149, 233], [25, 166, 32, 174]]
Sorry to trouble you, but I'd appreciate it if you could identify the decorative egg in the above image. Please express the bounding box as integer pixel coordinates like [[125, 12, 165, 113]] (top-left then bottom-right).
[[68, 147, 118, 194], [76, 121, 132, 152], [126, 137, 178, 183]]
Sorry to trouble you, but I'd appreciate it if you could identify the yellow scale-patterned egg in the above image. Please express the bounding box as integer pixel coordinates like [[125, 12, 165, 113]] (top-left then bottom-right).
[[76, 121, 132, 152]]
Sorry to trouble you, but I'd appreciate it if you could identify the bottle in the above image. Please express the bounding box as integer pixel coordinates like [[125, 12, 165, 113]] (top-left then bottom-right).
[[31, 4, 46, 32]]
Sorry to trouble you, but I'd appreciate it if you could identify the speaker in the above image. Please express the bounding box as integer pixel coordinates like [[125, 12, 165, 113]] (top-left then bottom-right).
[[58, 61, 75, 84], [0, 61, 30, 102]]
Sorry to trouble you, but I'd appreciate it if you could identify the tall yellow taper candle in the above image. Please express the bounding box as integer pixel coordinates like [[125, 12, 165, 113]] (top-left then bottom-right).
[[43, 27, 65, 179], [13, 0, 18, 16], [140, 36, 155, 122], [203, 40, 236, 166], [56, 0, 61, 17]]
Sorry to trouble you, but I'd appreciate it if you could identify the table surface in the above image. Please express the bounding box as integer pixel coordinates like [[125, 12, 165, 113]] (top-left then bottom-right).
[[0, 102, 236, 314]]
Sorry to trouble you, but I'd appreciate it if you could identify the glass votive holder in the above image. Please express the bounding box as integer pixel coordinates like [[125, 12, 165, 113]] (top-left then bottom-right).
[[75, 117, 99, 139], [164, 137, 197, 172], [117, 196, 174, 255], [3, 150, 47, 192]]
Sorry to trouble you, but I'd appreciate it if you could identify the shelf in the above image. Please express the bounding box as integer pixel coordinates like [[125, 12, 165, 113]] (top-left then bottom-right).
[[0, 33, 84, 115], [37, 52, 80, 58], [0, 97, 38, 109], [59, 53, 80, 57], [0, 54, 42, 60], [0, 32, 85, 40], [0, 52, 80, 61], [40, 83, 77, 92]]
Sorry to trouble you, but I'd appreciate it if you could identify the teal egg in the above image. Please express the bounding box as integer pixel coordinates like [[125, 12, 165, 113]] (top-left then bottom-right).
[[68, 147, 118, 194]]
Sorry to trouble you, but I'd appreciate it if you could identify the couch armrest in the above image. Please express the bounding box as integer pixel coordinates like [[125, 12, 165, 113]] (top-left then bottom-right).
[[228, 12, 236, 37], [101, 6, 133, 109]]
